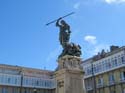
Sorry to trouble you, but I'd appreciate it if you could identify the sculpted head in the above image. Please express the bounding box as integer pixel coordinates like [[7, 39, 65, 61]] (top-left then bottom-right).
[[61, 20, 66, 25]]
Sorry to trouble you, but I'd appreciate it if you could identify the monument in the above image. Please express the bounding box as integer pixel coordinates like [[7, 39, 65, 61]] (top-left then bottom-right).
[[54, 18, 84, 93]]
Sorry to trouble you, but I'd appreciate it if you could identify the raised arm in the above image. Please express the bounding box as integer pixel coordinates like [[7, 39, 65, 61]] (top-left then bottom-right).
[[56, 18, 62, 27]]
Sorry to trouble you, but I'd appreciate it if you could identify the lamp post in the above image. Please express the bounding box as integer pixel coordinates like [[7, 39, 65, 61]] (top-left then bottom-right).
[[91, 62, 97, 93], [19, 69, 23, 93]]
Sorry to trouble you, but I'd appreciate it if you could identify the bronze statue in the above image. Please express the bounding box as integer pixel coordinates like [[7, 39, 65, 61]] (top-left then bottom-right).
[[56, 18, 71, 48], [56, 18, 82, 58], [46, 12, 81, 58]]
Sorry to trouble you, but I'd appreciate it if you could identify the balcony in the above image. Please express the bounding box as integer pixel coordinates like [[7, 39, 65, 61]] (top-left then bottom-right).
[[108, 81, 115, 86], [120, 78, 125, 83], [97, 83, 103, 88]]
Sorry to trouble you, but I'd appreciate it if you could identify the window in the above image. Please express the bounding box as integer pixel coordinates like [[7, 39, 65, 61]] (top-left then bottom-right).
[[0, 74, 3, 84], [25, 78, 28, 85], [96, 64, 99, 73], [111, 58, 114, 67], [15, 78, 17, 84], [87, 67, 92, 75], [35, 80, 39, 86], [98, 63, 102, 72], [46, 81, 50, 87], [41, 80, 44, 87], [109, 73, 115, 84], [114, 57, 118, 66], [84, 67, 88, 75], [86, 79, 92, 90], [118, 55, 122, 65], [97, 77, 103, 86], [7, 78, 10, 83], [2, 87, 8, 93], [102, 61, 105, 71], [121, 55, 125, 64], [105, 60, 109, 69], [120, 71, 125, 81]]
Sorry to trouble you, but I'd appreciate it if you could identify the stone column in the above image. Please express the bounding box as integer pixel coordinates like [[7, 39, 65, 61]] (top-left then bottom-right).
[[55, 55, 84, 93]]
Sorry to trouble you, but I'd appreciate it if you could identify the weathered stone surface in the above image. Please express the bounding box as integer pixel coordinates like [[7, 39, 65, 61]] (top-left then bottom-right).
[[57, 55, 83, 71], [55, 55, 84, 93]]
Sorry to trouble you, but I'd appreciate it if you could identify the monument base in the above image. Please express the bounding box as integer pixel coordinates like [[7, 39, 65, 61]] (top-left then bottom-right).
[[55, 55, 84, 93]]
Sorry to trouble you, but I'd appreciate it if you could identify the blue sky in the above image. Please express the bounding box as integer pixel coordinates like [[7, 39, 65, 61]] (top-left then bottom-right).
[[0, 0, 125, 70]]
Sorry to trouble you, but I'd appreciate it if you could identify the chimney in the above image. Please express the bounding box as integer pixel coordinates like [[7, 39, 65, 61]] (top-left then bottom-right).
[[110, 45, 119, 52]]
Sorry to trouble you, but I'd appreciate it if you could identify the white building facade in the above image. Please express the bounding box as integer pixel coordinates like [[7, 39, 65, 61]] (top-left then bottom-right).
[[82, 46, 125, 93], [0, 64, 56, 93]]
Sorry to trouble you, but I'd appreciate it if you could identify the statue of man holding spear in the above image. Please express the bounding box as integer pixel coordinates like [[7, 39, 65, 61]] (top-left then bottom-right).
[[46, 12, 82, 58], [46, 12, 74, 48], [56, 18, 71, 48]]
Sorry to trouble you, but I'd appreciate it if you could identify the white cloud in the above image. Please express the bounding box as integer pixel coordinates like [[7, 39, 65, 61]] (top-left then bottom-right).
[[104, 0, 125, 4], [83, 35, 110, 58], [84, 35, 97, 45], [73, 2, 81, 9], [65, 0, 125, 8], [73, 0, 91, 9]]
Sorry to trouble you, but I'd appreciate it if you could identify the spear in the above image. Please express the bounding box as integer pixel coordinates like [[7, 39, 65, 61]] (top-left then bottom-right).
[[46, 12, 75, 26]]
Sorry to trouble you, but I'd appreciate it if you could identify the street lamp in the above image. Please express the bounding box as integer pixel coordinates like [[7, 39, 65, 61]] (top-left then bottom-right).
[[91, 62, 97, 93], [19, 69, 23, 93]]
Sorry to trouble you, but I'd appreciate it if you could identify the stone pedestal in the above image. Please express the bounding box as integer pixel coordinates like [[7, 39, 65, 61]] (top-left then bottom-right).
[[55, 55, 84, 93]]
